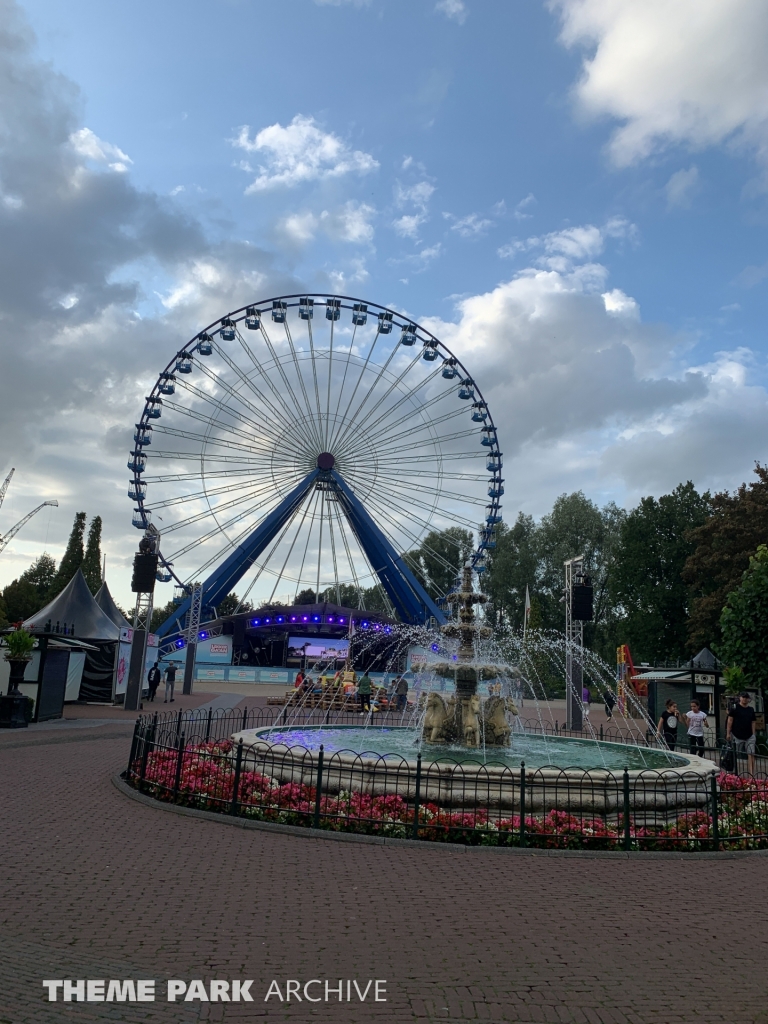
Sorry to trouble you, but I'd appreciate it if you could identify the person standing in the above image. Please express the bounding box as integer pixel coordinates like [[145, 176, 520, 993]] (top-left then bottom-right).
[[294, 669, 304, 689], [164, 662, 177, 703], [146, 662, 161, 703], [727, 691, 757, 775], [357, 671, 372, 713], [395, 675, 409, 713], [684, 699, 708, 757], [657, 699, 681, 750], [582, 685, 591, 718], [604, 690, 616, 720]]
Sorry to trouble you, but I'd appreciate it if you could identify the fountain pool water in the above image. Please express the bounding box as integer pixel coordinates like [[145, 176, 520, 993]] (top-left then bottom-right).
[[247, 725, 688, 772]]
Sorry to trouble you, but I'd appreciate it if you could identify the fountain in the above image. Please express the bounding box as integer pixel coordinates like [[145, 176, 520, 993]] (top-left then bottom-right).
[[231, 565, 719, 822], [420, 564, 519, 748]]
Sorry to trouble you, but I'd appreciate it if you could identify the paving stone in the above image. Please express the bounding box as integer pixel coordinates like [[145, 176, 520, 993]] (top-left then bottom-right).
[[1, 729, 767, 1023]]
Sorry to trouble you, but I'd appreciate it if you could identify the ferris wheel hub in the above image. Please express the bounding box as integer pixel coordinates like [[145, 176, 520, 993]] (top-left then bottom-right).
[[317, 452, 336, 471]]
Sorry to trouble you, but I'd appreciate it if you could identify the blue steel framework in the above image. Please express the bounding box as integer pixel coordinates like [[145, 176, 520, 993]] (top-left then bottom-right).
[[128, 294, 503, 639]]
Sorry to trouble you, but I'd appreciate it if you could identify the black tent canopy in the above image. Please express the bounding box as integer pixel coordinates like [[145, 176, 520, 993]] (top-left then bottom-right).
[[24, 570, 119, 701], [94, 582, 131, 630]]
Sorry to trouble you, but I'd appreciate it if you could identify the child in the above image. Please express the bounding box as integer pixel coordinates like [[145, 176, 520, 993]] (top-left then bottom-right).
[[657, 699, 680, 750], [685, 699, 708, 756]]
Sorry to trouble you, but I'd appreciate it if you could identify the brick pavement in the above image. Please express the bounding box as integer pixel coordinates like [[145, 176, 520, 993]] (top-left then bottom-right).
[[0, 727, 766, 1024]]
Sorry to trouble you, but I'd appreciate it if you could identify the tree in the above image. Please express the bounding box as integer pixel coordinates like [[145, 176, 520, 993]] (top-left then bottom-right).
[[215, 592, 252, 616], [0, 591, 7, 628], [485, 513, 538, 629], [611, 482, 710, 663], [718, 545, 768, 690], [404, 527, 474, 601], [683, 464, 768, 650], [81, 516, 102, 594], [0, 579, 39, 623], [19, 553, 57, 601], [48, 512, 86, 599], [294, 588, 316, 605]]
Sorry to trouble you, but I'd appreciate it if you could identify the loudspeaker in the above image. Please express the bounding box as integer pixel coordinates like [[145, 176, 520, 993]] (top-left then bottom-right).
[[571, 580, 593, 621], [222, 620, 235, 635], [131, 553, 158, 593], [233, 618, 246, 646]]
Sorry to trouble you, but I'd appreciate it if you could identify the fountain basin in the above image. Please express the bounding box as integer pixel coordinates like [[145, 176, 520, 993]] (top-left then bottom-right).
[[231, 725, 719, 822]]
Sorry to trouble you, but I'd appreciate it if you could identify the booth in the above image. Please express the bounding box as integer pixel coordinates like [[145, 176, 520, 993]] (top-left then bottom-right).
[[23, 570, 122, 703]]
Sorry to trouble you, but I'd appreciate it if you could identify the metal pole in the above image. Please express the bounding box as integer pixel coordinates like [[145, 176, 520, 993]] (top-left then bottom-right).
[[519, 762, 527, 848], [710, 770, 720, 852], [183, 582, 203, 695], [411, 753, 422, 840], [622, 768, 631, 851], [229, 738, 244, 816], [565, 556, 584, 732], [313, 745, 325, 829]]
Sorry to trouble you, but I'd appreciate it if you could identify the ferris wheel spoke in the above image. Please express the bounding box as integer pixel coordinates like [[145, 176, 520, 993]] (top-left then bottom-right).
[[210, 338, 310, 453], [160, 485, 283, 537], [143, 467, 263, 484], [292, 489, 321, 599], [189, 361, 302, 452], [166, 489, 285, 562], [332, 502, 365, 608], [145, 476, 276, 511], [265, 491, 316, 603], [364, 483, 478, 538], [324, 316, 335, 451], [343, 427, 481, 465], [254, 323, 316, 447], [231, 327, 306, 431], [326, 494, 341, 605], [370, 479, 483, 528], [338, 393, 471, 460], [305, 318, 325, 445], [332, 347, 424, 453], [327, 323, 383, 453], [337, 363, 446, 458], [330, 323, 358, 431], [315, 489, 325, 600], [153, 424, 291, 464], [148, 450, 271, 465], [281, 319, 324, 453], [159, 398, 281, 458]]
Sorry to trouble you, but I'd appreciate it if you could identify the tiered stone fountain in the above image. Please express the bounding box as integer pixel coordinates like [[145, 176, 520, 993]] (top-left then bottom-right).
[[421, 564, 519, 748]]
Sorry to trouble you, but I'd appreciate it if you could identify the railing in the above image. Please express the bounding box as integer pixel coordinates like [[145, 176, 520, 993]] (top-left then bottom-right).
[[124, 710, 768, 852]]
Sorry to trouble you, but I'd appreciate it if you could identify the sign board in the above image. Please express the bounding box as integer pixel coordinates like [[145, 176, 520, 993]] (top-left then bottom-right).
[[196, 635, 232, 663], [147, 633, 158, 648], [120, 627, 133, 644]]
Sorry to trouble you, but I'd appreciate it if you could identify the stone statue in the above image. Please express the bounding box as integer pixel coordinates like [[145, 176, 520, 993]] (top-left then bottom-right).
[[481, 695, 511, 746], [423, 692, 451, 744], [462, 694, 481, 747]]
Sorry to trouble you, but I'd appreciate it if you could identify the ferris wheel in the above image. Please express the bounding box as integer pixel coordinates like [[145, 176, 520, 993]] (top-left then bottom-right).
[[128, 294, 503, 633]]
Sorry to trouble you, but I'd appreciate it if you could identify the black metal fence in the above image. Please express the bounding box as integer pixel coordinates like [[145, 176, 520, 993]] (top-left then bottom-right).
[[123, 709, 768, 852]]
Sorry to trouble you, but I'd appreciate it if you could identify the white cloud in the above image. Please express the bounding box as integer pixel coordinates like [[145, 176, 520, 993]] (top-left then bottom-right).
[[418, 235, 768, 506], [602, 288, 639, 319], [435, 0, 467, 24], [320, 201, 375, 243], [281, 211, 319, 245], [665, 166, 700, 209], [499, 216, 637, 267], [444, 212, 494, 238], [232, 115, 378, 192], [514, 193, 536, 220], [278, 201, 375, 246], [552, 0, 768, 168], [392, 214, 425, 238], [392, 180, 435, 238], [69, 127, 132, 173]]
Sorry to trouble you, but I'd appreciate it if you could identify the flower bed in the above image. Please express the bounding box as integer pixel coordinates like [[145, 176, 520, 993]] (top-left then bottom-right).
[[129, 740, 768, 852]]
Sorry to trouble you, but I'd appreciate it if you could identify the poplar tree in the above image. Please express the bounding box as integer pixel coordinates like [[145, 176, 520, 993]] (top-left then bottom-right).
[[81, 516, 103, 594], [47, 512, 86, 599]]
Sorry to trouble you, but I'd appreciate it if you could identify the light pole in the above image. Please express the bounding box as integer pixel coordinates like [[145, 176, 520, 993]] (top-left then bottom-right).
[[564, 556, 593, 731], [125, 527, 159, 712]]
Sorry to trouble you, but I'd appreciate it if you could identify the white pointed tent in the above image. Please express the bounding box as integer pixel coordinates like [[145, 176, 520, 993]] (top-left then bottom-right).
[[24, 569, 119, 701]]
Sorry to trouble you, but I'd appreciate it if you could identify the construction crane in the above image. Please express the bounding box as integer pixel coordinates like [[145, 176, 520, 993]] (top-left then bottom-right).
[[0, 468, 14, 511], [0, 500, 58, 556]]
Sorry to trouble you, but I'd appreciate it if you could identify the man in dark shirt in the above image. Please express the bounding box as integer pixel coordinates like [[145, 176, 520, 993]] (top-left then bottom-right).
[[164, 663, 177, 703], [727, 691, 757, 775]]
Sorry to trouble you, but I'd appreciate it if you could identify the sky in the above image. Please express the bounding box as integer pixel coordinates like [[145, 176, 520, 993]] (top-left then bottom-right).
[[0, 0, 767, 609]]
